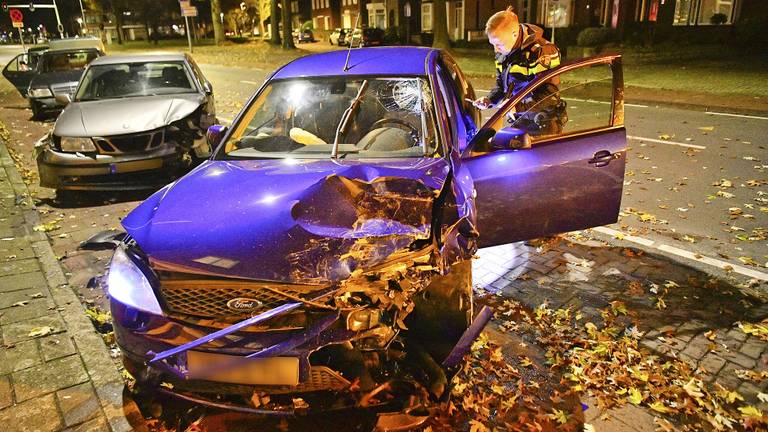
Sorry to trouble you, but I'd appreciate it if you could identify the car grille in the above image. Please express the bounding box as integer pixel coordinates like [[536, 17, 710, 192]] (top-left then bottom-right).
[[94, 130, 164, 154], [158, 278, 332, 320], [50, 82, 78, 97]]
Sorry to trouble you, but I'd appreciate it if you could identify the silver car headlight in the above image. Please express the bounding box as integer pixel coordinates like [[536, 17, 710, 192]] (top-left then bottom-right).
[[107, 247, 163, 315], [28, 88, 53, 98], [59, 136, 96, 152]]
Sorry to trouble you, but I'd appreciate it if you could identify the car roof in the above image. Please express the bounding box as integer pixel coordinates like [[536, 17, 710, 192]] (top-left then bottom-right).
[[42, 47, 101, 56], [272, 47, 436, 79], [88, 53, 188, 65]]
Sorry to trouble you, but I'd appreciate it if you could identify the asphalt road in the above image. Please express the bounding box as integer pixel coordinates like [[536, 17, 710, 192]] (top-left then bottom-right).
[[1, 43, 766, 282]]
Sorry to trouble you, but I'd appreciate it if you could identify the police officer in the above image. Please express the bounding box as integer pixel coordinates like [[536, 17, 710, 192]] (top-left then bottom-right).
[[473, 7, 561, 110]]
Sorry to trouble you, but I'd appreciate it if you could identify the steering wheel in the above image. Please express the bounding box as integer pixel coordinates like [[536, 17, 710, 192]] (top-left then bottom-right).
[[371, 118, 419, 136]]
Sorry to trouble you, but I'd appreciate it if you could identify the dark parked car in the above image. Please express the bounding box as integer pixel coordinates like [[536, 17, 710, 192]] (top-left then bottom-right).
[[329, 28, 351, 45], [1, 45, 49, 97], [4, 47, 103, 118], [293, 28, 315, 43], [349, 27, 385, 47], [35, 53, 217, 193], [105, 47, 626, 428]]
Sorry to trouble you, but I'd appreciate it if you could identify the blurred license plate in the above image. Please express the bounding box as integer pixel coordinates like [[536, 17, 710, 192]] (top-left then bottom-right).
[[187, 351, 299, 386]]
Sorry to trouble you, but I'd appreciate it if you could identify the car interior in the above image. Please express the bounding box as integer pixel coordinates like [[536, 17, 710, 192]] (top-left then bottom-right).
[[227, 78, 438, 158]]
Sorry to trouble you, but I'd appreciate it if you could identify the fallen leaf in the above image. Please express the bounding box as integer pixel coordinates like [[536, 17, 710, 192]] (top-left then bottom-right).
[[28, 326, 53, 337]]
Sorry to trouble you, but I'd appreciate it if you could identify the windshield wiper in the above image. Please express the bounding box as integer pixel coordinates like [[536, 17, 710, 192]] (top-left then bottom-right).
[[332, 80, 368, 159]]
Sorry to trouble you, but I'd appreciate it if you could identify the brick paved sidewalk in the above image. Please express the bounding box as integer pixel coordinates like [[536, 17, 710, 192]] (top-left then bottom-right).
[[0, 141, 146, 432], [474, 236, 768, 430]]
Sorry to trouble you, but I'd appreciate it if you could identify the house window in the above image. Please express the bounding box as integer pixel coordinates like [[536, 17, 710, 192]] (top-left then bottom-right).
[[674, 0, 736, 25], [422, 3, 433, 32], [537, 0, 572, 28]]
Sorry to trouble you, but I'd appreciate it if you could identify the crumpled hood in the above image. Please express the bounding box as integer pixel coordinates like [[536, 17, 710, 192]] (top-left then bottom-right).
[[122, 158, 450, 283], [54, 94, 204, 137]]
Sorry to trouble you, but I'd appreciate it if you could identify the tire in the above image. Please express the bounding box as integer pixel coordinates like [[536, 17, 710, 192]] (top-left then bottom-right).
[[404, 260, 473, 363], [55, 189, 77, 204], [30, 101, 44, 120]]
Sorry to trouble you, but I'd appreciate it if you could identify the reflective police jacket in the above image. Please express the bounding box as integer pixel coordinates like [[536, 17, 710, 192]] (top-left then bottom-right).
[[487, 24, 561, 106]]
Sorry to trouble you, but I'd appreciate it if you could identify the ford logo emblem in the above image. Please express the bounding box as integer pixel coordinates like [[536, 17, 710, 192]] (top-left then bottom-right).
[[226, 297, 263, 311]]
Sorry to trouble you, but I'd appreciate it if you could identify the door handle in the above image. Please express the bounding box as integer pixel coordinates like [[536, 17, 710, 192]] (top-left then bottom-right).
[[589, 150, 615, 167]]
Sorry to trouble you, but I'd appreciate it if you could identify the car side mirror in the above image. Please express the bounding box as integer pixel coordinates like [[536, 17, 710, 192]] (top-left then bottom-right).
[[54, 93, 71, 106], [206, 124, 227, 149], [203, 81, 213, 95], [491, 127, 531, 150]]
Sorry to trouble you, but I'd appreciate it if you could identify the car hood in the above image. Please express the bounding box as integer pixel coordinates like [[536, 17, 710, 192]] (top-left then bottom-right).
[[122, 158, 450, 284], [54, 94, 204, 137], [29, 70, 83, 89]]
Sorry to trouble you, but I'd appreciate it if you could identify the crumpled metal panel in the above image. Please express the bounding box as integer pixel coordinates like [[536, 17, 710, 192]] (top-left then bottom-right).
[[123, 157, 451, 284]]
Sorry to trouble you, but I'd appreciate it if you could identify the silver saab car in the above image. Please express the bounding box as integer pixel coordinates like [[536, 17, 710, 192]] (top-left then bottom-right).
[[35, 53, 216, 193]]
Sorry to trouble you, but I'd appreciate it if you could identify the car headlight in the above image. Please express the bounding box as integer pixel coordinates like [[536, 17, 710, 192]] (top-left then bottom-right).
[[59, 136, 96, 152], [28, 88, 52, 98], [107, 246, 163, 315]]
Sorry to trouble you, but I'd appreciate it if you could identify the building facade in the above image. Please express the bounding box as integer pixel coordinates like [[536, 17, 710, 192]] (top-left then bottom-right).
[[308, 0, 765, 42]]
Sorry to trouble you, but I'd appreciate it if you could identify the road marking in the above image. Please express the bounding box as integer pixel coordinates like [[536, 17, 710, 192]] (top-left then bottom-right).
[[706, 111, 768, 121], [627, 135, 706, 150], [562, 97, 648, 108], [593, 226, 768, 281], [240, 80, 261, 85]]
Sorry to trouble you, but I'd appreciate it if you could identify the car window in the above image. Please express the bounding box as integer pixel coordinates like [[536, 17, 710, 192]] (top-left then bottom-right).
[[435, 64, 458, 143], [40, 50, 99, 73], [221, 76, 440, 159], [504, 63, 614, 141], [186, 58, 207, 89], [75, 61, 195, 101], [5, 54, 30, 72]]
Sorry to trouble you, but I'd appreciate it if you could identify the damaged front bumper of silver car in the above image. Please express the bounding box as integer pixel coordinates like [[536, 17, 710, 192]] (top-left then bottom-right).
[[35, 129, 209, 191]]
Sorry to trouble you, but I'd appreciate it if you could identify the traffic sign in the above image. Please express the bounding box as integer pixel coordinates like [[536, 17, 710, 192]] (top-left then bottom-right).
[[13, 20, 23, 28], [182, 6, 198, 17], [9, 8, 23, 23]]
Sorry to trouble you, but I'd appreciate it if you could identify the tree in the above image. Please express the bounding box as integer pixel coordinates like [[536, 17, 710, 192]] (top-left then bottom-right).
[[281, 0, 294, 49], [431, 0, 450, 50], [211, 0, 224, 44], [269, 0, 280, 44]]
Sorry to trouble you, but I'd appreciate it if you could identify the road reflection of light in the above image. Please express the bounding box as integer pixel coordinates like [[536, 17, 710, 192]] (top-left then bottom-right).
[[497, 155, 507, 162], [473, 242, 529, 293], [284, 157, 300, 165]]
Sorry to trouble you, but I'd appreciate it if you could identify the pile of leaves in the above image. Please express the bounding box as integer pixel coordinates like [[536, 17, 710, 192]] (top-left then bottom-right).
[[432, 298, 768, 431]]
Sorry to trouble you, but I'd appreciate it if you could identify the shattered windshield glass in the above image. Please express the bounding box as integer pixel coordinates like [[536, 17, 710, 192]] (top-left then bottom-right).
[[75, 62, 195, 101], [221, 77, 440, 159]]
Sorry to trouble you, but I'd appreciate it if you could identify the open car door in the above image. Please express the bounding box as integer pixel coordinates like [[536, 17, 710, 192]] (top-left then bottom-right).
[[2, 53, 36, 97], [461, 55, 626, 248]]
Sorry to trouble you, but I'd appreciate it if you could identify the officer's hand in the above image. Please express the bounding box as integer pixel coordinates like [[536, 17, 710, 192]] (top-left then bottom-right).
[[473, 97, 493, 110]]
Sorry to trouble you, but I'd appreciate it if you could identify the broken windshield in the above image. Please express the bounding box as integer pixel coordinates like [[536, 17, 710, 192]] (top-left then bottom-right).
[[221, 77, 440, 159]]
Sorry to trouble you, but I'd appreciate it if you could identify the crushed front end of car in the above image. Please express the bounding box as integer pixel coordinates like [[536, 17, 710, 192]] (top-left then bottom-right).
[[106, 158, 488, 428], [35, 95, 214, 191]]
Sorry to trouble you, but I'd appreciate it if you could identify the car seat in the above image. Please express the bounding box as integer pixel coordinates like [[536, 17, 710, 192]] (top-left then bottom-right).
[[356, 127, 412, 152], [161, 66, 187, 88]]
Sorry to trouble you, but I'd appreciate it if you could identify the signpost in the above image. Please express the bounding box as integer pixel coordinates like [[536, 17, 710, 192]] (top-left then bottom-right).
[[4, 1, 64, 38], [179, 1, 198, 53], [9, 8, 25, 50]]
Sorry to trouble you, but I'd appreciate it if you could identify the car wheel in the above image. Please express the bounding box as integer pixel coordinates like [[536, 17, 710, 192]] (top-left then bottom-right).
[[30, 101, 44, 120], [404, 260, 473, 366], [55, 189, 77, 204]]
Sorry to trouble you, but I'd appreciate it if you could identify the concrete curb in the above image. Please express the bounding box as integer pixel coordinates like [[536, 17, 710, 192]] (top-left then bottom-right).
[[0, 140, 147, 432]]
